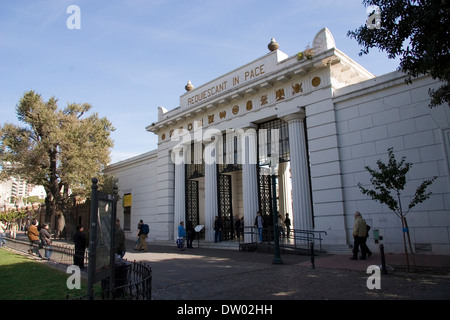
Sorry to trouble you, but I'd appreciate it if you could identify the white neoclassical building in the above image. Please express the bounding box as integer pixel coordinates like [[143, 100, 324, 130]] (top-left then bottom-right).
[[105, 28, 450, 255]]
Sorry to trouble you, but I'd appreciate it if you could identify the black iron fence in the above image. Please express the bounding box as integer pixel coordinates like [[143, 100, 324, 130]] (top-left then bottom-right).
[[4, 236, 152, 300], [70, 260, 152, 300], [4, 236, 87, 266]]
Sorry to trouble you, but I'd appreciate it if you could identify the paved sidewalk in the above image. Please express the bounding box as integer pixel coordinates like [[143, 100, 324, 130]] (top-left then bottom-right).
[[6, 233, 450, 300], [122, 239, 450, 300]]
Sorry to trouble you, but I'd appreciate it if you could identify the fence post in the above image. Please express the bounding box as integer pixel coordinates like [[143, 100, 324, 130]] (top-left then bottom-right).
[[87, 178, 99, 300], [380, 244, 388, 275], [310, 241, 315, 269]]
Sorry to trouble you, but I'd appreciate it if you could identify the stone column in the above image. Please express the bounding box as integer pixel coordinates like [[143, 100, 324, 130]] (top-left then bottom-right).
[[205, 162, 218, 243], [173, 146, 186, 239], [283, 112, 313, 231], [241, 127, 259, 242], [278, 161, 292, 221]]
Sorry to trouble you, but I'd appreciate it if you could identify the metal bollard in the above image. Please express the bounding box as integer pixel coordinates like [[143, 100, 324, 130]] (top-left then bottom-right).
[[310, 241, 315, 269], [380, 244, 388, 275]]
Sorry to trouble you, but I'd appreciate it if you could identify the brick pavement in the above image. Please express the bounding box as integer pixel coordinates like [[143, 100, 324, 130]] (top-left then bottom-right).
[[5, 233, 450, 302], [123, 239, 450, 301]]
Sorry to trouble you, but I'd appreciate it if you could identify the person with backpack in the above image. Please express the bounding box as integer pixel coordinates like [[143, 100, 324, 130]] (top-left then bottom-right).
[[351, 211, 372, 260], [135, 219, 148, 251]]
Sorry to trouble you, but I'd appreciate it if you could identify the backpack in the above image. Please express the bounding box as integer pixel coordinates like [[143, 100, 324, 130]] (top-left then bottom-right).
[[366, 224, 371, 237], [142, 224, 149, 235]]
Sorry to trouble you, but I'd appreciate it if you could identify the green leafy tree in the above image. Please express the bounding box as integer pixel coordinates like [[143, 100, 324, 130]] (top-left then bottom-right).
[[358, 148, 437, 270], [0, 90, 115, 232], [348, 0, 450, 108]]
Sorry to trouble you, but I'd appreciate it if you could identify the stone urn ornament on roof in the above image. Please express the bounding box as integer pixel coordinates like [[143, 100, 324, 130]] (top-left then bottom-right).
[[185, 80, 194, 92], [268, 38, 279, 52]]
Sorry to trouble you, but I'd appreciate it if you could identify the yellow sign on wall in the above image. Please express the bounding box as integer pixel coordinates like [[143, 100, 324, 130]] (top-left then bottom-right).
[[123, 194, 132, 207]]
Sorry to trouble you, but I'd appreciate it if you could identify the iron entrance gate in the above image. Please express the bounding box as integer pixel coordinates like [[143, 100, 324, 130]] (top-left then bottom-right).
[[218, 173, 233, 240], [185, 159, 202, 237], [185, 179, 199, 227]]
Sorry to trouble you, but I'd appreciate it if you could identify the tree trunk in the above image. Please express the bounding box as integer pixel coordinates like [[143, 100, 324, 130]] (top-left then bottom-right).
[[47, 146, 63, 234], [56, 213, 65, 239], [400, 215, 410, 270], [402, 217, 416, 271]]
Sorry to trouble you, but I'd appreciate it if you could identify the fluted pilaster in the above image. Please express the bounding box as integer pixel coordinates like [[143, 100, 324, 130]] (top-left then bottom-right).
[[241, 127, 259, 242], [205, 162, 218, 242], [174, 149, 186, 238], [283, 112, 313, 231]]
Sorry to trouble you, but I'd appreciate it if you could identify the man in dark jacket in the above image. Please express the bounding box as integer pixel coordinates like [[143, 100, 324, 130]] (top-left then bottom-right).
[[214, 216, 222, 243], [115, 218, 126, 258], [39, 223, 53, 260], [73, 225, 87, 269]]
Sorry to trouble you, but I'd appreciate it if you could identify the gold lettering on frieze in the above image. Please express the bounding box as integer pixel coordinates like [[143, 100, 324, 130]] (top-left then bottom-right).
[[208, 114, 215, 124], [161, 133, 166, 140], [276, 88, 285, 101], [244, 64, 265, 81], [219, 111, 226, 119], [312, 77, 321, 87], [260, 95, 268, 106], [246, 100, 253, 111], [292, 83, 303, 94], [232, 105, 239, 115], [187, 123, 193, 131]]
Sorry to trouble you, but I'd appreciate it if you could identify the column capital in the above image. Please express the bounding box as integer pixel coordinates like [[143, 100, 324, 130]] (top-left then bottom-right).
[[282, 111, 306, 123], [239, 122, 258, 132]]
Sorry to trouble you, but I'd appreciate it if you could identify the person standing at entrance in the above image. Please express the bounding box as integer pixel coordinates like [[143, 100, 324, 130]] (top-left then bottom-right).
[[186, 220, 195, 248], [351, 211, 369, 260], [254, 211, 264, 243], [284, 213, 291, 239], [177, 221, 186, 250], [214, 216, 222, 243], [235, 215, 242, 240]]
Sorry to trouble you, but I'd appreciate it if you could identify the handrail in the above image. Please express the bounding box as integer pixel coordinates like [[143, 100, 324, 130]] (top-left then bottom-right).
[[239, 226, 327, 254]]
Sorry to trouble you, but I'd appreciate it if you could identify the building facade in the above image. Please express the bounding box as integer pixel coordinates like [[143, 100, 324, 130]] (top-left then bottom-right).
[[0, 175, 46, 210], [105, 28, 450, 254]]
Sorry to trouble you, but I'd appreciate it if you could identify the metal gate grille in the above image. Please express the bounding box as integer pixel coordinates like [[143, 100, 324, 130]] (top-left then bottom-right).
[[258, 172, 272, 219], [185, 179, 199, 227], [258, 118, 290, 163], [218, 174, 233, 240]]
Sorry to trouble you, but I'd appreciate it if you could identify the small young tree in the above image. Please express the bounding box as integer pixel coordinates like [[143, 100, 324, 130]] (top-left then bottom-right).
[[358, 148, 437, 270]]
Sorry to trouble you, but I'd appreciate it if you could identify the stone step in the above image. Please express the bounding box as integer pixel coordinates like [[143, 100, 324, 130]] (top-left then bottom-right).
[[322, 244, 353, 254]]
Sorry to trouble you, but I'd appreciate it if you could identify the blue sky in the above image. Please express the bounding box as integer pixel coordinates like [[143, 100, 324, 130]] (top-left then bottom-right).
[[0, 0, 400, 164]]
